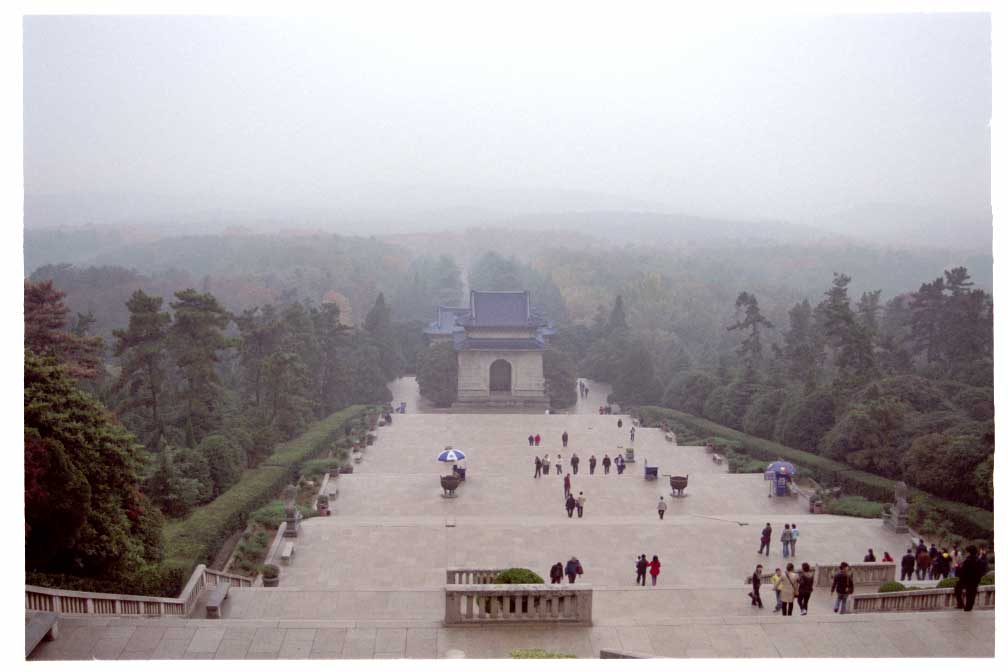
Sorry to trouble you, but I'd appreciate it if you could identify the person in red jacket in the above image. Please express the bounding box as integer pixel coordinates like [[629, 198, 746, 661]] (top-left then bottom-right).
[[647, 555, 661, 586]]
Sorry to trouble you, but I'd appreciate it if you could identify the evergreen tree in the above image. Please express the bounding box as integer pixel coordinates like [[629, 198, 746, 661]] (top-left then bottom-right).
[[112, 290, 172, 450], [416, 341, 459, 406], [25, 351, 161, 579], [24, 280, 103, 378], [782, 299, 820, 389], [608, 295, 629, 333], [726, 291, 773, 378], [167, 289, 232, 446]]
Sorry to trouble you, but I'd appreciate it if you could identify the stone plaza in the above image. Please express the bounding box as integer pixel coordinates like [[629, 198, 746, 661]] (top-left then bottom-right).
[[30, 379, 994, 659]]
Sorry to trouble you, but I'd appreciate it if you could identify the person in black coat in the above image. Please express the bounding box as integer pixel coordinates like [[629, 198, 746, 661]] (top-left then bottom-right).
[[565, 493, 576, 518], [749, 564, 764, 607], [900, 549, 916, 581], [955, 545, 984, 611], [636, 555, 648, 586], [549, 562, 564, 584]]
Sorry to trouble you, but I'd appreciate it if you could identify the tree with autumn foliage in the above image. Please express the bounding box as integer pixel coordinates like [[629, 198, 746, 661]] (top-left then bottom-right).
[[24, 279, 104, 378]]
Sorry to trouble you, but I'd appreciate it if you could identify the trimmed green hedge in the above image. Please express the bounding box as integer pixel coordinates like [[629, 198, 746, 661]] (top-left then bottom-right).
[[161, 405, 373, 592], [494, 568, 545, 584], [638, 406, 993, 542], [824, 496, 885, 519], [510, 649, 576, 659], [879, 581, 908, 592]]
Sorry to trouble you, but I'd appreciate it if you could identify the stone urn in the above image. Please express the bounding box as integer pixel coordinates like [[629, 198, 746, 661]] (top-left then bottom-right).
[[440, 474, 461, 497], [262, 564, 279, 587]]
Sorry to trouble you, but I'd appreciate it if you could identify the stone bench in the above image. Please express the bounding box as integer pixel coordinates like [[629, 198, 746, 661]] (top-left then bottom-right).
[[281, 542, 295, 565], [712, 454, 723, 465], [205, 582, 229, 619], [25, 611, 59, 657]]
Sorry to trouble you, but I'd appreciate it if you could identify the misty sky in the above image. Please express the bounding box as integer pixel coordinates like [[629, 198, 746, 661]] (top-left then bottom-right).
[[23, 10, 991, 227]]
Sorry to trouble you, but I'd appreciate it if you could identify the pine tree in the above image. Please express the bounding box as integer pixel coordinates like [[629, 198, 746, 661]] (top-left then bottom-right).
[[726, 291, 773, 378], [112, 290, 172, 450], [167, 289, 232, 446], [24, 280, 103, 378]]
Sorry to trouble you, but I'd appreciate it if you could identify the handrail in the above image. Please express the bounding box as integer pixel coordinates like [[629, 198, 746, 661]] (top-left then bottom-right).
[[852, 585, 994, 613], [25, 565, 253, 618], [445, 584, 592, 625]]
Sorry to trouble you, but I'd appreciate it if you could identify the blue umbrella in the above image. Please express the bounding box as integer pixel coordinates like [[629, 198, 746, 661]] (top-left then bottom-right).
[[437, 448, 467, 462], [766, 460, 796, 476]]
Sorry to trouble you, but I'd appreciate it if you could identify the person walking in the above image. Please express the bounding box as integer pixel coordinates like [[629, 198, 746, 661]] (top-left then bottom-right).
[[565, 493, 576, 518], [647, 555, 662, 586], [779, 562, 798, 616], [770, 568, 784, 612], [951, 544, 962, 577], [789, 523, 798, 557], [555, 454, 563, 475], [549, 562, 564, 584], [589, 455, 597, 475], [615, 453, 625, 475], [796, 562, 814, 615], [534, 433, 541, 447], [528, 434, 535, 447], [570, 453, 580, 475], [928, 543, 940, 580], [565, 557, 583, 584], [916, 546, 931, 580], [534, 455, 542, 478], [630, 426, 636, 442], [541, 454, 550, 476], [657, 496, 667, 520], [882, 551, 894, 562], [576, 491, 586, 518], [900, 549, 915, 581], [749, 564, 765, 608], [831, 562, 855, 614], [936, 548, 951, 580], [563, 473, 571, 499], [602, 454, 612, 475], [636, 555, 648, 586], [955, 546, 984, 611], [562, 431, 569, 448], [781, 524, 792, 558], [759, 523, 772, 556], [864, 548, 876, 563]]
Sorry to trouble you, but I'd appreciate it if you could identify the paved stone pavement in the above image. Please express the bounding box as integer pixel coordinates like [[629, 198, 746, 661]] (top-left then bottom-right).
[[30, 383, 995, 658], [31, 610, 994, 659]]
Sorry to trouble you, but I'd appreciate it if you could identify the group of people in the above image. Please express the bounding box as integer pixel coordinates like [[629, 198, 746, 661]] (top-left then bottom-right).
[[749, 561, 823, 615], [898, 539, 975, 582], [598, 405, 614, 414], [549, 557, 584, 584], [634, 554, 662, 586], [578, 381, 590, 398], [534, 451, 628, 477], [757, 522, 800, 557]]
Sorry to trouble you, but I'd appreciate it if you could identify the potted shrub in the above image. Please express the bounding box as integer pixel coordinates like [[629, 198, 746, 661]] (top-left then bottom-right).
[[262, 564, 280, 587], [366, 433, 376, 446]]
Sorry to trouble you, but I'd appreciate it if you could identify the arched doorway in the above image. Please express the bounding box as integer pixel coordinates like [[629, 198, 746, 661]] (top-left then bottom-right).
[[489, 359, 512, 393]]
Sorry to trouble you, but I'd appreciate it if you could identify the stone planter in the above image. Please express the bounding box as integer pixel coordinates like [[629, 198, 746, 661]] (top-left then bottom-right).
[[263, 576, 279, 587]]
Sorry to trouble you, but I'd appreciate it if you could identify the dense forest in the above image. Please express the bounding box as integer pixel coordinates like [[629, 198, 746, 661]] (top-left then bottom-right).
[[25, 223, 993, 590]]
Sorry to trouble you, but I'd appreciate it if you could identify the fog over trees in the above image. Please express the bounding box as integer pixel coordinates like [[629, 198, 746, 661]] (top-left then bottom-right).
[[21, 10, 992, 593]]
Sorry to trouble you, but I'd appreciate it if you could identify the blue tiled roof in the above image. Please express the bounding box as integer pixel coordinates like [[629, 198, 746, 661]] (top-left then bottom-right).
[[423, 306, 469, 336], [458, 291, 548, 328]]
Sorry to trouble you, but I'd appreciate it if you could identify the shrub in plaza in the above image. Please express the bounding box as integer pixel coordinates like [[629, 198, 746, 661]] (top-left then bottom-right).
[[510, 649, 576, 659], [879, 582, 909, 593], [937, 577, 959, 589], [494, 568, 545, 584], [823, 496, 886, 518], [636, 406, 993, 544]]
